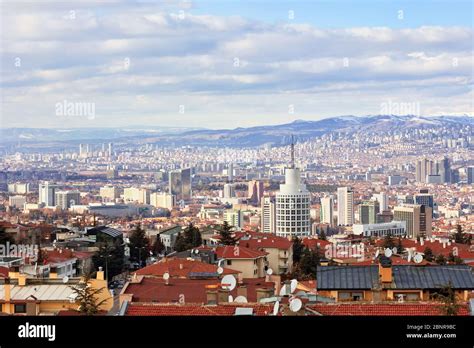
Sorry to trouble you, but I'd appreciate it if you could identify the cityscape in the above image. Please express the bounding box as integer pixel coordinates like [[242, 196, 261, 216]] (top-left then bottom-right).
[[0, 0, 473, 345]]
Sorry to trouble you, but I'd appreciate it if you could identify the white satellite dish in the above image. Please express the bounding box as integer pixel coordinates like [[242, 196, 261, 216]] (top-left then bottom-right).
[[217, 267, 224, 275], [266, 268, 273, 276], [290, 279, 298, 293], [289, 298, 302, 312], [163, 272, 170, 280], [414, 254, 423, 264], [279, 284, 287, 296], [62, 276, 69, 284], [392, 247, 398, 255], [228, 295, 234, 303], [194, 249, 199, 254], [234, 296, 248, 303], [384, 248, 392, 258], [221, 275, 237, 291], [273, 301, 280, 316], [374, 249, 380, 259]]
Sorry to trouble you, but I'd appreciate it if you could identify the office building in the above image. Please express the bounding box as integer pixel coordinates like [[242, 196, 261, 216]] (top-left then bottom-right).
[[353, 221, 406, 237], [414, 191, 434, 217], [468, 166, 474, 185], [150, 192, 175, 210], [55, 190, 81, 210], [358, 200, 380, 225], [320, 196, 334, 226], [261, 196, 276, 233], [248, 180, 264, 204], [393, 204, 432, 239], [224, 209, 242, 230], [39, 182, 58, 207], [388, 175, 403, 186], [415, 158, 435, 183], [337, 187, 354, 226], [223, 183, 235, 199], [9, 195, 26, 209], [436, 157, 451, 183], [373, 192, 388, 211], [169, 168, 192, 201]]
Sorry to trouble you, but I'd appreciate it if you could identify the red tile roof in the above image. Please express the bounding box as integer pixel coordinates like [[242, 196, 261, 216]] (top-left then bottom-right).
[[0, 267, 9, 278], [302, 238, 331, 250], [124, 277, 274, 303], [236, 233, 292, 250], [135, 258, 240, 278], [215, 245, 268, 259], [308, 303, 470, 316], [126, 303, 272, 316]]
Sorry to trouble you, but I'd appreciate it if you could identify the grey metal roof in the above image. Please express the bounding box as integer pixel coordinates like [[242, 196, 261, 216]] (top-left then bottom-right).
[[317, 266, 379, 290], [88, 226, 122, 238], [317, 265, 474, 290], [0, 284, 77, 301]]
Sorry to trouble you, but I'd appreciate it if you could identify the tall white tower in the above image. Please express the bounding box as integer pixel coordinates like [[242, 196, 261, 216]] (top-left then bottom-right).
[[275, 139, 311, 237], [337, 187, 354, 226]]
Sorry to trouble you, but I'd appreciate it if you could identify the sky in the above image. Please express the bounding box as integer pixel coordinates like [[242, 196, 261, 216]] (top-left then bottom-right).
[[1, 0, 473, 129]]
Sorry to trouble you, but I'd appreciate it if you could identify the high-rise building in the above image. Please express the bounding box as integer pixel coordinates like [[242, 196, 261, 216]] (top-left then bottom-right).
[[39, 182, 58, 207], [393, 204, 432, 239], [388, 175, 403, 186], [224, 209, 242, 230], [414, 191, 434, 217], [320, 196, 334, 226], [108, 143, 113, 157], [123, 187, 150, 204], [228, 163, 234, 182], [373, 192, 388, 211], [79, 144, 90, 158], [415, 158, 435, 183], [337, 187, 354, 226], [261, 196, 276, 233], [55, 190, 81, 210], [223, 183, 235, 199], [358, 200, 379, 224], [275, 143, 311, 238], [100, 185, 120, 202], [436, 157, 451, 183], [468, 166, 474, 184], [169, 168, 192, 201], [150, 192, 175, 209], [248, 180, 264, 204]]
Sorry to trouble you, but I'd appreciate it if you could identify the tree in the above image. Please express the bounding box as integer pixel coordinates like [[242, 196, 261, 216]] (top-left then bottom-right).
[[435, 254, 447, 265], [0, 227, 14, 245], [396, 237, 404, 254], [453, 224, 471, 245], [319, 229, 327, 241], [92, 242, 124, 280], [433, 282, 461, 316], [382, 233, 395, 249], [218, 221, 237, 246], [292, 237, 305, 264], [151, 236, 165, 255], [70, 272, 109, 316], [448, 252, 463, 265], [298, 247, 321, 280], [129, 224, 150, 265], [423, 247, 434, 262], [174, 223, 203, 252]]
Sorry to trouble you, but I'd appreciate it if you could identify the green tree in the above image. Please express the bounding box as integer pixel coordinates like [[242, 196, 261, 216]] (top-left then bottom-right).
[[424, 247, 434, 262], [447, 252, 463, 265], [396, 237, 404, 254], [298, 247, 321, 280], [435, 254, 447, 265], [292, 237, 304, 264], [129, 224, 150, 265], [70, 272, 109, 316], [174, 223, 202, 252], [218, 221, 237, 246], [151, 236, 165, 255], [382, 233, 395, 249], [433, 282, 461, 316], [453, 224, 471, 245], [92, 242, 124, 280], [0, 227, 14, 245]]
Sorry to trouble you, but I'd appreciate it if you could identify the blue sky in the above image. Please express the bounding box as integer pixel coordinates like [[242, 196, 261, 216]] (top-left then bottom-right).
[[1, 0, 472, 129]]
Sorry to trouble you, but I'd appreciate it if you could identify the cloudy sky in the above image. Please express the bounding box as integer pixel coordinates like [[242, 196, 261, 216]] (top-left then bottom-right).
[[1, 0, 473, 129]]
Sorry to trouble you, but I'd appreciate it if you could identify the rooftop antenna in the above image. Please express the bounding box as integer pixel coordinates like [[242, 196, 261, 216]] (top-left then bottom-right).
[[290, 135, 295, 169]]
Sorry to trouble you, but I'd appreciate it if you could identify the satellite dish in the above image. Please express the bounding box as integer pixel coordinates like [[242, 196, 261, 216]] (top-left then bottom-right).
[[234, 296, 248, 303], [414, 254, 423, 264], [62, 276, 69, 284], [384, 248, 392, 258], [392, 247, 398, 255], [374, 249, 380, 259], [221, 275, 236, 291], [266, 268, 273, 276], [163, 272, 170, 280], [289, 298, 302, 312], [217, 267, 224, 275], [279, 284, 287, 296], [228, 295, 234, 303], [273, 301, 280, 316], [290, 279, 298, 293], [194, 249, 199, 254]]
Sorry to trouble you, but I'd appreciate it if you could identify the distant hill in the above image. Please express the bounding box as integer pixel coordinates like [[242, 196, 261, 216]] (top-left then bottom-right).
[[1, 115, 472, 148]]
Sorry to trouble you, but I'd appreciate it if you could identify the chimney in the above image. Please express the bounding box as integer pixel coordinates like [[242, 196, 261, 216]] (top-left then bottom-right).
[[18, 274, 27, 286], [237, 273, 243, 284], [447, 240, 451, 246], [442, 241, 446, 249], [420, 237, 424, 246], [96, 266, 105, 281], [179, 263, 183, 270], [8, 266, 20, 279], [49, 266, 58, 279], [256, 288, 274, 302], [205, 285, 218, 305], [378, 256, 392, 283], [237, 285, 247, 299], [217, 288, 230, 304]]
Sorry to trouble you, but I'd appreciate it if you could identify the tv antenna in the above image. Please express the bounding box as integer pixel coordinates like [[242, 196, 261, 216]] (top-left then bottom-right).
[[290, 135, 295, 169]]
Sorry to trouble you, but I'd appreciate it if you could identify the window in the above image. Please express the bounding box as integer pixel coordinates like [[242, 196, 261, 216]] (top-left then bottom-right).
[[14, 304, 26, 313], [227, 260, 232, 265]]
